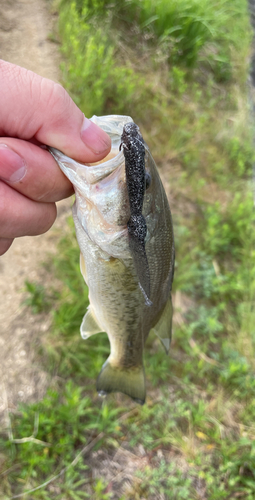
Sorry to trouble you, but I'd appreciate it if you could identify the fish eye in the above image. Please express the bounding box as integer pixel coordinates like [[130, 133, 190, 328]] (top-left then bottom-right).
[[145, 172, 151, 190]]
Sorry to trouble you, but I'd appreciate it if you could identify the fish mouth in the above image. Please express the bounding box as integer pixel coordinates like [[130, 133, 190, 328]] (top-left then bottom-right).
[[49, 116, 153, 296]]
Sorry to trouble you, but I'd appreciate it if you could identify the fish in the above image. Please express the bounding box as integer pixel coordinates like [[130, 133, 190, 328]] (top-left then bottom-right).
[[49, 115, 175, 404]]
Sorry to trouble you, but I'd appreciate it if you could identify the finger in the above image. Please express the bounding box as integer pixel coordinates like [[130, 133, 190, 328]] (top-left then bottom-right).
[[0, 181, 57, 239], [0, 238, 13, 256], [0, 60, 111, 162], [0, 139, 74, 202]]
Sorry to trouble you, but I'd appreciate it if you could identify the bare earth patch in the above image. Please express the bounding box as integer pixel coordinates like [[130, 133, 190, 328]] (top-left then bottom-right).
[[0, 0, 72, 417]]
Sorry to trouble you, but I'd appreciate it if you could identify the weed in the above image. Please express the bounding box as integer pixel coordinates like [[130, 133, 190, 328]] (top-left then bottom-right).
[[136, 460, 195, 499], [59, 2, 147, 118], [22, 280, 56, 314], [92, 478, 112, 500], [0, 383, 124, 498], [60, 0, 251, 76]]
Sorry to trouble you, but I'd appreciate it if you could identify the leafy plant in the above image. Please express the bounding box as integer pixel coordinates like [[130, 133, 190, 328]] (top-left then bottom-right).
[[22, 280, 56, 314], [136, 460, 195, 499]]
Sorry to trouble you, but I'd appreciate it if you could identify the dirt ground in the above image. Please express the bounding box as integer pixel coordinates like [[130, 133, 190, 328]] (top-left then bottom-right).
[[0, 0, 72, 417]]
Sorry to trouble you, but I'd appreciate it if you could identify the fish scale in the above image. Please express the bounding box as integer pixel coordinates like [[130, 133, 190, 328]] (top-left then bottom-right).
[[49, 114, 174, 404]]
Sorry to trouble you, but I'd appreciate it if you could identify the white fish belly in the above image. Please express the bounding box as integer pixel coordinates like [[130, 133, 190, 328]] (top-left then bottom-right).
[[73, 206, 147, 368]]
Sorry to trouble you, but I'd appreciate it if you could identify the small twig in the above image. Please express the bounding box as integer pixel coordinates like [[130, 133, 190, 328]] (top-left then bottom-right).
[[7, 399, 140, 499], [189, 338, 223, 367], [212, 259, 220, 277], [207, 415, 225, 439], [9, 411, 52, 447], [0, 464, 20, 478], [11, 437, 52, 446], [9, 432, 105, 499], [116, 446, 139, 459], [117, 407, 139, 422]]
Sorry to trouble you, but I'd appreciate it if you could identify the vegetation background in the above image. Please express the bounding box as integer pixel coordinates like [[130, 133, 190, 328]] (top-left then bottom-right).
[[1, 0, 255, 498]]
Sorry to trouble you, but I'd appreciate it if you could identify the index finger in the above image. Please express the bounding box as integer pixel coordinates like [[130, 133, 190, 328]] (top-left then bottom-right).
[[0, 60, 111, 163]]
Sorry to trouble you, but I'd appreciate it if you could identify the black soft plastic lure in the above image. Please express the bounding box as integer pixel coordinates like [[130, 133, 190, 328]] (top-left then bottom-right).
[[120, 122, 151, 304]]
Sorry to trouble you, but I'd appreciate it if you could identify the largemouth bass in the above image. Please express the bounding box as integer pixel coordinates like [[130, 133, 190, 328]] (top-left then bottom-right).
[[50, 115, 174, 404]]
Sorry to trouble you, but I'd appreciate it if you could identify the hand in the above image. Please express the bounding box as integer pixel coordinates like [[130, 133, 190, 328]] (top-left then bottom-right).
[[0, 60, 111, 255]]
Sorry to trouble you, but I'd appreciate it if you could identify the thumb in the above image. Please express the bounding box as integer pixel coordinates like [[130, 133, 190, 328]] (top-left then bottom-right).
[[0, 60, 111, 163]]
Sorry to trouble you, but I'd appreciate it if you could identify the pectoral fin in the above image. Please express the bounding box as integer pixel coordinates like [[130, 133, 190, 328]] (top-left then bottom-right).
[[80, 306, 103, 339], [151, 297, 173, 353]]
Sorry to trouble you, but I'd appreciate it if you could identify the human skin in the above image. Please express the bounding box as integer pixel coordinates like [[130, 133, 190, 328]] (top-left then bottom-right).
[[0, 59, 111, 256]]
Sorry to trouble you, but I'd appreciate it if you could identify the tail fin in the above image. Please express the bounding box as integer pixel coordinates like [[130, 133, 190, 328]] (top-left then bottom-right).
[[97, 358, 146, 405]]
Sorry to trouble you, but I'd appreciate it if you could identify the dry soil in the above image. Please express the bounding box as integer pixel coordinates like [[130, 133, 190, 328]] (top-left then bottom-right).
[[0, 0, 72, 418]]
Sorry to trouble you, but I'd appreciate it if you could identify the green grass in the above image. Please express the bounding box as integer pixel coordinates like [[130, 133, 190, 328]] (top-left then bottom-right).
[[22, 280, 58, 314], [1, 0, 255, 498], [58, 0, 251, 120]]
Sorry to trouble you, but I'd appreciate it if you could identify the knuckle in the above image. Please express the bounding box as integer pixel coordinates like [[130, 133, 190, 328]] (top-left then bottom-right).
[[40, 79, 70, 123]]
